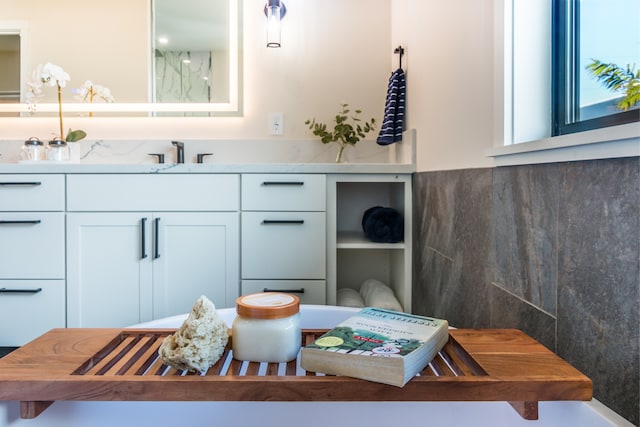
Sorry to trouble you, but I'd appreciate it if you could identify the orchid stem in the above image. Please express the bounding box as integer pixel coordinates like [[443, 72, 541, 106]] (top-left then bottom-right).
[[57, 83, 64, 141]]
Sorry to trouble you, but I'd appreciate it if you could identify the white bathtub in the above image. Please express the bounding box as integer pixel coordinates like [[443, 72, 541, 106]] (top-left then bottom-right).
[[0, 305, 633, 427]]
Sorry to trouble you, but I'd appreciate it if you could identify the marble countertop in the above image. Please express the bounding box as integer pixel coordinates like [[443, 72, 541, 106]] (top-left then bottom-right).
[[0, 162, 416, 174]]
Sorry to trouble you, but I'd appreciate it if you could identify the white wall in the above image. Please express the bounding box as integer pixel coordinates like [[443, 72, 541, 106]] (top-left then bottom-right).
[[0, 0, 392, 143], [392, 0, 495, 172]]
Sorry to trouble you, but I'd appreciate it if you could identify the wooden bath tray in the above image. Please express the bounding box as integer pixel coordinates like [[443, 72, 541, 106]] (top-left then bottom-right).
[[0, 328, 592, 421]]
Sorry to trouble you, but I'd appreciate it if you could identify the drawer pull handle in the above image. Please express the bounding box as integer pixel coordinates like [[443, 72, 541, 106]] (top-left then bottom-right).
[[0, 181, 42, 186], [0, 288, 43, 294], [261, 181, 304, 186], [261, 220, 305, 225], [263, 288, 305, 294], [0, 220, 41, 225], [141, 218, 148, 259], [154, 217, 161, 259]]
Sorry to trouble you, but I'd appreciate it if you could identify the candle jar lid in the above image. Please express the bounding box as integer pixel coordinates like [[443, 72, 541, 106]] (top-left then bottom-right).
[[48, 137, 67, 146], [24, 137, 43, 146], [236, 292, 300, 320]]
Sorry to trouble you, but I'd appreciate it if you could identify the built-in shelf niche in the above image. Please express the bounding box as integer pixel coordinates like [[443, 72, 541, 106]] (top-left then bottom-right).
[[329, 175, 412, 311]]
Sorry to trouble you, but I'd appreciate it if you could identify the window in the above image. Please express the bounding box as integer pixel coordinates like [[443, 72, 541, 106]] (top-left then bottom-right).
[[552, 0, 640, 136]]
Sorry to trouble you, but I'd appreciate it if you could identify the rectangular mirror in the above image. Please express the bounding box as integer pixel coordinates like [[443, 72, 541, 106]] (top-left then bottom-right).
[[0, 0, 241, 116]]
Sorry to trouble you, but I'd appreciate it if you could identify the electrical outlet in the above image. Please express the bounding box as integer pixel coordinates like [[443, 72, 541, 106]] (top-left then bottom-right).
[[269, 112, 283, 135]]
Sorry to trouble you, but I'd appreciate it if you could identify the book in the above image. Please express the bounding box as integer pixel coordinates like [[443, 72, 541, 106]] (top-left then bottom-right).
[[300, 307, 449, 387]]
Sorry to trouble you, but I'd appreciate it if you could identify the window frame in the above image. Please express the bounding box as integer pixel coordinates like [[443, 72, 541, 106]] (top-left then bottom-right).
[[551, 0, 639, 136]]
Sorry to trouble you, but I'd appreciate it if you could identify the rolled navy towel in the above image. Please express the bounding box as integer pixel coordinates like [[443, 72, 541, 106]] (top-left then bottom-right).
[[361, 206, 404, 243]]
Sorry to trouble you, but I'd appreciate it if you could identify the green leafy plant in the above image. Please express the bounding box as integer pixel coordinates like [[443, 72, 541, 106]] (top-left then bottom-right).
[[586, 59, 640, 111], [65, 129, 87, 142], [305, 103, 376, 163]]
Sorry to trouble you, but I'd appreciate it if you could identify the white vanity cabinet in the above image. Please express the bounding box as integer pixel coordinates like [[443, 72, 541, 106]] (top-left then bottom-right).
[[66, 174, 240, 328], [0, 175, 66, 346], [241, 174, 326, 304], [327, 174, 412, 311]]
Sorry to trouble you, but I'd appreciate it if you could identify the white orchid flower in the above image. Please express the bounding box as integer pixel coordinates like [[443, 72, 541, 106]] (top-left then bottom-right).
[[24, 79, 43, 103], [76, 80, 115, 103], [26, 68, 44, 94], [99, 86, 115, 102], [25, 63, 86, 142], [37, 63, 71, 88], [24, 70, 45, 106]]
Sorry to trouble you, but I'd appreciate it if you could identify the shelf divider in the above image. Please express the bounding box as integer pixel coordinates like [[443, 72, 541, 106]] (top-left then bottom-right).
[[336, 231, 405, 249]]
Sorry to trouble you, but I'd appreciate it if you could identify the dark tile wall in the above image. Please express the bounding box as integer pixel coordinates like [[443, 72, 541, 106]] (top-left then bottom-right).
[[412, 157, 639, 425]]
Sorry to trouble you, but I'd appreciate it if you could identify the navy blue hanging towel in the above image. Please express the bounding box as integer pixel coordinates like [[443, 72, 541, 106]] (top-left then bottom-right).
[[376, 68, 406, 145]]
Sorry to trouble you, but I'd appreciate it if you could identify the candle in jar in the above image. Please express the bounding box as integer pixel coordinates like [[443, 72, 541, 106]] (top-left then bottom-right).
[[232, 292, 301, 363]]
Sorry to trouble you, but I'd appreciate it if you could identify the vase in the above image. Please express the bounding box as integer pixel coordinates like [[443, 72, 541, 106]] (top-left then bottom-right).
[[336, 143, 348, 163], [69, 142, 81, 163]]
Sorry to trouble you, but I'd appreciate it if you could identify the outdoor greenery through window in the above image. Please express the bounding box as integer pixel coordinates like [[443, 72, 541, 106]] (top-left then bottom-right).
[[552, 0, 640, 136]]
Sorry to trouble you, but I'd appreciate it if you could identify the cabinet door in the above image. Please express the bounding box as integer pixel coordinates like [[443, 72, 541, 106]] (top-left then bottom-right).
[[241, 174, 326, 211], [0, 280, 65, 346], [242, 211, 326, 279], [241, 280, 326, 305], [0, 212, 65, 279], [0, 174, 65, 211], [152, 212, 239, 317], [67, 213, 153, 328]]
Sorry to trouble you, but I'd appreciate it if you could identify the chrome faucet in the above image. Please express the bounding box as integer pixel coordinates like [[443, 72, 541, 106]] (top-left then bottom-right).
[[171, 140, 185, 164]]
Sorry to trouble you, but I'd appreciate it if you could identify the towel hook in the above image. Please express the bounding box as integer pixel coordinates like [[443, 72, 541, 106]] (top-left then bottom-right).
[[394, 45, 405, 69]]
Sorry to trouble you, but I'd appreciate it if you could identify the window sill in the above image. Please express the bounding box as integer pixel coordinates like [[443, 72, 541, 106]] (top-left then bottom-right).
[[486, 122, 639, 166]]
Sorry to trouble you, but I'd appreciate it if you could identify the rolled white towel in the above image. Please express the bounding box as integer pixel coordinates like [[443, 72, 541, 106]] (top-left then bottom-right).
[[337, 288, 365, 308], [359, 278, 404, 312]]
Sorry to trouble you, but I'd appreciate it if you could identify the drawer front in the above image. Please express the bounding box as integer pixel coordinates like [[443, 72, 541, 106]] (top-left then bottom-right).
[[0, 280, 65, 346], [0, 175, 65, 211], [0, 212, 65, 279], [242, 211, 326, 279], [67, 174, 240, 211], [241, 280, 326, 305], [242, 174, 326, 211]]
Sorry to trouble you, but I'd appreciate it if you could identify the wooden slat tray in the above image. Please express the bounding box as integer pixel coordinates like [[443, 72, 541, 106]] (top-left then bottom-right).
[[0, 328, 592, 421]]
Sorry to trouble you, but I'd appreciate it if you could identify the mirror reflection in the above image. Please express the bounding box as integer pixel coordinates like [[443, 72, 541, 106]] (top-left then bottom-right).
[[0, 0, 240, 115], [0, 34, 20, 106], [154, 0, 230, 104]]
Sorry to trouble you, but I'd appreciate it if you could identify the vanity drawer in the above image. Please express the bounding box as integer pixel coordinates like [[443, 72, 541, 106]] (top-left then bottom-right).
[[241, 280, 326, 305], [0, 212, 65, 279], [242, 174, 326, 211], [241, 211, 326, 279], [0, 280, 66, 346], [67, 174, 240, 212], [0, 175, 65, 211]]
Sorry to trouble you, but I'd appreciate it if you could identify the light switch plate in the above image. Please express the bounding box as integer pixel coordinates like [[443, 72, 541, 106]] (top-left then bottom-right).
[[269, 112, 283, 135]]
